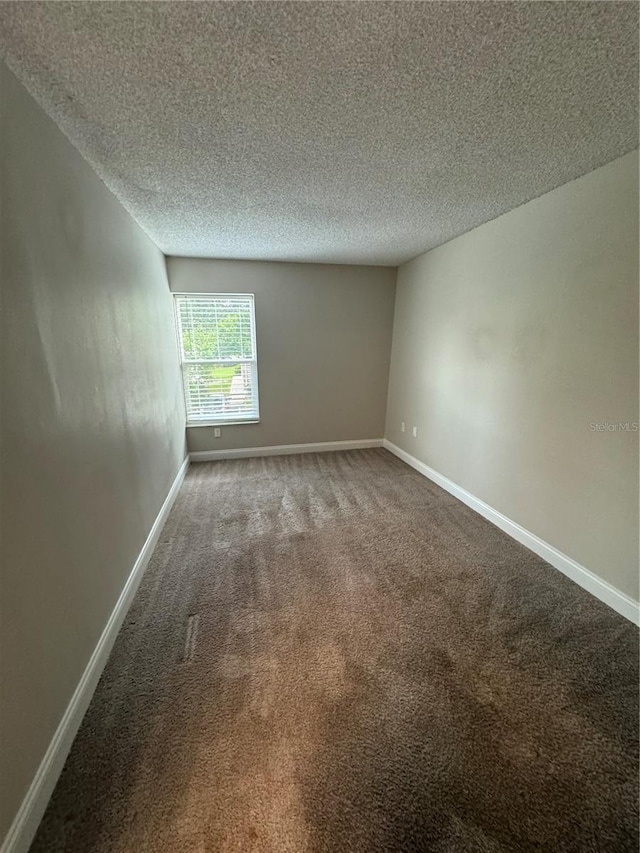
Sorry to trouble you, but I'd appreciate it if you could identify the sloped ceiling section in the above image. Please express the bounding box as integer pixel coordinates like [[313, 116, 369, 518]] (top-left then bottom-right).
[[0, 1, 637, 266]]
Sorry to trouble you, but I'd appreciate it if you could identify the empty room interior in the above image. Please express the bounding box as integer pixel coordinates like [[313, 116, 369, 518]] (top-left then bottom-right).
[[1, 2, 639, 852]]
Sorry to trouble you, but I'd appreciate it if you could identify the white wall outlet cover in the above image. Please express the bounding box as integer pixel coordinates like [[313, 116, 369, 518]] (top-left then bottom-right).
[[412, 426, 418, 437], [214, 428, 221, 438], [401, 422, 405, 432]]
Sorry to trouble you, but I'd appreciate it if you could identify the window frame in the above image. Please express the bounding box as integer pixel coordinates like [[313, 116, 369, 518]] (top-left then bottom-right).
[[173, 292, 260, 428]]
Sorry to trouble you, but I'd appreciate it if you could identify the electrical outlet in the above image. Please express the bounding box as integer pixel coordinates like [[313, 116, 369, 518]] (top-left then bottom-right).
[[412, 426, 418, 438], [214, 428, 221, 438], [401, 422, 405, 432]]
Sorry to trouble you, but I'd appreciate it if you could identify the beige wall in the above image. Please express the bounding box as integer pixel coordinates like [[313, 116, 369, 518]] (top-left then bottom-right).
[[386, 151, 639, 602], [0, 64, 186, 839], [167, 258, 396, 452]]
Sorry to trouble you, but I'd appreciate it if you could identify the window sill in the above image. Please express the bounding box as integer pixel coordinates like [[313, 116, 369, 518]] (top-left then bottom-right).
[[187, 420, 260, 428]]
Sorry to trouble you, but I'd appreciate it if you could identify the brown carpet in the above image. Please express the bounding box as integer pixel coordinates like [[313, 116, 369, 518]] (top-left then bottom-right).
[[31, 449, 639, 852]]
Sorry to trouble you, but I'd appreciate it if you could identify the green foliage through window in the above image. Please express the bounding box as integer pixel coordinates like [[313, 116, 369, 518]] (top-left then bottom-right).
[[178, 298, 254, 361], [174, 294, 259, 424]]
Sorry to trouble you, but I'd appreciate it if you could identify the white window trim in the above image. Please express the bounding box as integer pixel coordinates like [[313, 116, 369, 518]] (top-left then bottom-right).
[[173, 292, 260, 427]]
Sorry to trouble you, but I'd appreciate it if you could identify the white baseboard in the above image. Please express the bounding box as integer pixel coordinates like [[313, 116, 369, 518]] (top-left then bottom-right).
[[383, 440, 639, 626], [190, 438, 383, 462], [1, 456, 190, 853]]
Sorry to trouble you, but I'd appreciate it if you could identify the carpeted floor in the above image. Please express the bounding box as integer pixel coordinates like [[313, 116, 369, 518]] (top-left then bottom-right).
[[32, 449, 639, 852]]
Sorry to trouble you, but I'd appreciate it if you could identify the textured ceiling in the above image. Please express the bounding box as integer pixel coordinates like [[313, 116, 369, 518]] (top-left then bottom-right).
[[1, 1, 637, 266]]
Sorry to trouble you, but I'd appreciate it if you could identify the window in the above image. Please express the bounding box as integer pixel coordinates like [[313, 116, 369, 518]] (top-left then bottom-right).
[[174, 293, 259, 426]]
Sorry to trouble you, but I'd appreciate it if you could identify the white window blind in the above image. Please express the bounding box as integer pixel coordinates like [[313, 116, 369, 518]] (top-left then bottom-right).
[[174, 293, 259, 425]]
